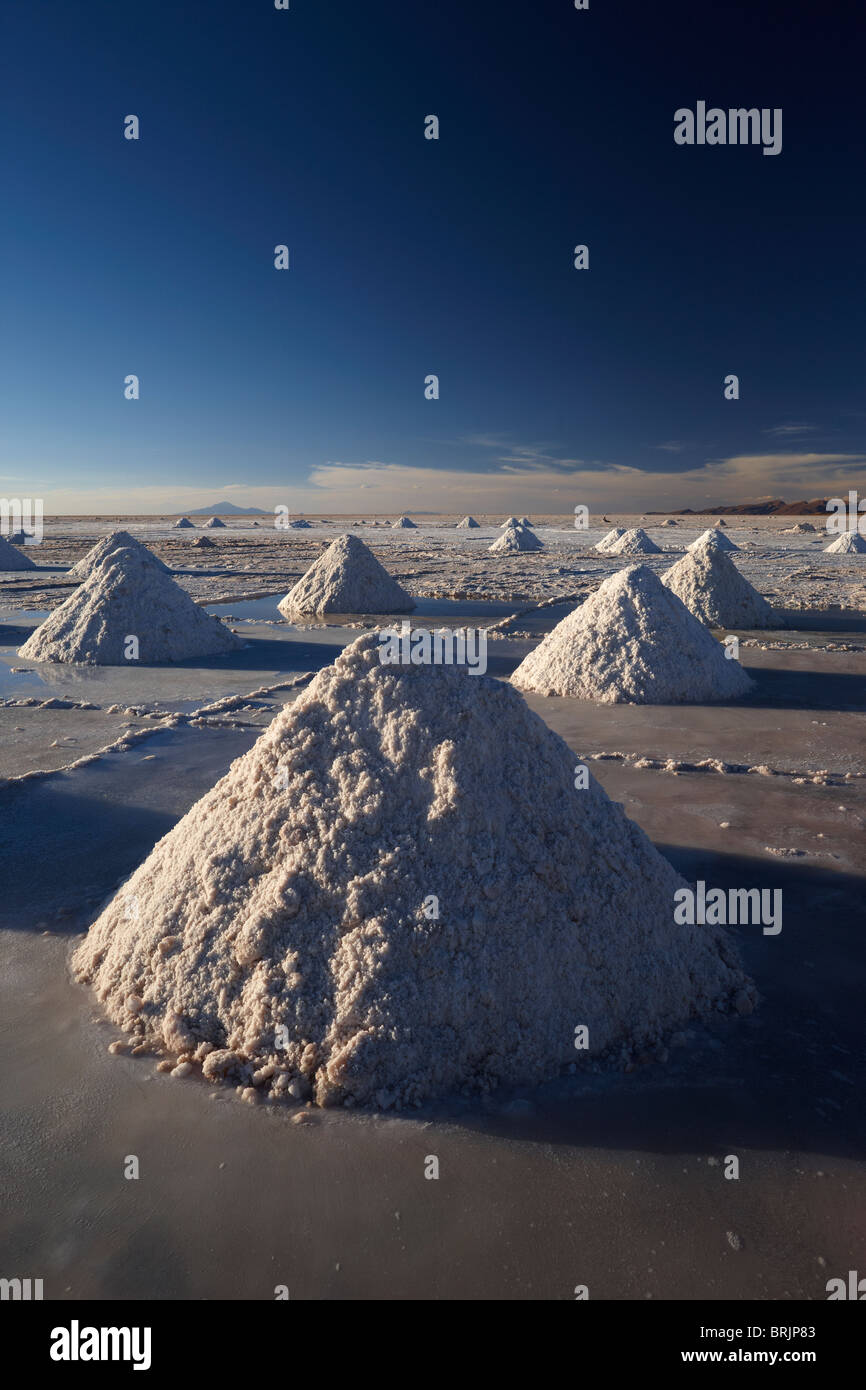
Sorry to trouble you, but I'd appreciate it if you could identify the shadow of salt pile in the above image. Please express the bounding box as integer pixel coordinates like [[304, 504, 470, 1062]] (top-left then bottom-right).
[[448, 846, 866, 1163], [0, 724, 260, 933], [740, 664, 866, 712]]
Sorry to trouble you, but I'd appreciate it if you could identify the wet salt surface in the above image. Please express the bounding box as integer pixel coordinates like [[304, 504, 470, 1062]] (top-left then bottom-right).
[[2, 523, 865, 1299], [0, 636, 864, 1298]]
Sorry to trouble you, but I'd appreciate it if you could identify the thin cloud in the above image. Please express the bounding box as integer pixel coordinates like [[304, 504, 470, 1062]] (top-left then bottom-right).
[[763, 423, 820, 438]]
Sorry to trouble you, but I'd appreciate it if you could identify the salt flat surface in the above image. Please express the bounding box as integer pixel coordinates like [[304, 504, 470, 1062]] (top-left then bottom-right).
[[1, 512, 864, 1299]]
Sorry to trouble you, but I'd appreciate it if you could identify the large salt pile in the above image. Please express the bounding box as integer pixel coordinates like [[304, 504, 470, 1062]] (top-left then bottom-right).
[[824, 530, 866, 554], [662, 538, 784, 629], [174, 517, 194, 529], [595, 527, 625, 554], [607, 527, 661, 556], [19, 546, 241, 665], [511, 565, 753, 702], [72, 631, 754, 1109], [489, 524, 543, 554], [205, 517, 226, 529], [392, 515, 416, 529], [689, 527, 738, 553], [69, 530, 170, 580], [456, 516, 480, 528], [0, 533, 36, 570], [278, 533, 414, 615]]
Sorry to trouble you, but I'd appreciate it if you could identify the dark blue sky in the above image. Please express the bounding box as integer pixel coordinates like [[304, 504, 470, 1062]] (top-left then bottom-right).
[[2, 0, 864, 512]]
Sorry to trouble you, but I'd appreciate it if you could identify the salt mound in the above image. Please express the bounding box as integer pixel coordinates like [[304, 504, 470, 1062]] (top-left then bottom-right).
[[689, 527, 738, 553], [607, 527, 661, 556], [511, 565, 753, 703], [205, 517, 226, 529], [0, 533, 36, 570], [278, 533, 414, 615], [783, 522, 816, 534], [174, 517, 194, 529], [392, 515, 416, 529], [69, 530, 170, 580], [193, 536, 216, 549], [662, 539, 784, 629], [825, 530, 866, 554], [501, 516, 520, 529], [519, 516, 533, 527], [289, 519, 312, 529], [716, 518, 728, 527], [661, 518, 678, 527], [489, 524, 543, 553], [19, 547, 241, 665], [72, 631, 754, 1109], [457, 516, 480, 528], [595, 527, 625, 554]]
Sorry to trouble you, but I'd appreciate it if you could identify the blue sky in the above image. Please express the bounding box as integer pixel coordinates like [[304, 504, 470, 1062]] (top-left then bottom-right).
[[2, 0, 864, 513]]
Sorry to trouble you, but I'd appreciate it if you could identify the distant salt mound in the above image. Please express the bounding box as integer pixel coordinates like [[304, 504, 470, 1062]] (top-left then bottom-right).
[[278, 533, 414, 615], [193, 536, 216, 549], [501, 516, 520, 529], [289, 519, 313, 529], [174, 517, 195, 529], [204, 517, 226, 529], [715, 518, 728, 527], [69, 530, 170, 580], [689, 527, 738, 553], [595, 527, 625, 554], [19, 547, 241, 665], [661, 518, 678, 527], [457, 516, 480, 528], [392, 515, 417, 529], [489, 524, 543, 554], [825, 530, 866, 554], [72, 630, 754, 1109], [662, 538, 784, 629], [607, 527, 661, 556], [518, 517, 533, 527], [511, 565, 753, 703], [783, 522, 817, 534], [0, 533, 37, 571]]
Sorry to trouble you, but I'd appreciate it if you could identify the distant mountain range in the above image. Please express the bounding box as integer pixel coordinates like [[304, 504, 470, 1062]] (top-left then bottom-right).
[[184, 502, 267, 515], [649, 498, 835, 517]]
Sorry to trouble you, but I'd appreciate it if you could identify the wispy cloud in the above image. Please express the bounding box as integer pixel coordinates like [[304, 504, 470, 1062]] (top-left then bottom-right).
[[763, 422, 820, 438], [35, 451, 866, 514], [654, 440, 686, 453]]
